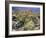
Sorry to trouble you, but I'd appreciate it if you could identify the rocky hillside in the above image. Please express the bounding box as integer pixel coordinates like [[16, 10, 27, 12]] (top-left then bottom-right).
[[12, 10, 40, 31]]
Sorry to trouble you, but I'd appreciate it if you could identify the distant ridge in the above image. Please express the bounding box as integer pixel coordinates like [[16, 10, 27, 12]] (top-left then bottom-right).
[[12, 10, 40, 17]]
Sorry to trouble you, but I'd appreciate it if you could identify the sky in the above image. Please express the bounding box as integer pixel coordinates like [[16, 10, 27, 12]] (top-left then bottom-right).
[[12, 7, 40, 13]]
